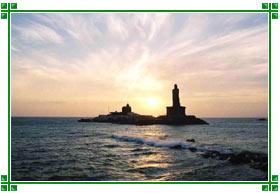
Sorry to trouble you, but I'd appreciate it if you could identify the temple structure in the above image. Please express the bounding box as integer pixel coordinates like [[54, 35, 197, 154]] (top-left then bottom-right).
[[166, 84, 186, 118], [109, 104, 132, 115], [122, 104, 132, 114], [79, 84, 208, 125]]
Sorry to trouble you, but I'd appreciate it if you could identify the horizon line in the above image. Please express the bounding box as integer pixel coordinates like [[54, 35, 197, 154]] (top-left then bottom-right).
[[11, 115, 268, 119]]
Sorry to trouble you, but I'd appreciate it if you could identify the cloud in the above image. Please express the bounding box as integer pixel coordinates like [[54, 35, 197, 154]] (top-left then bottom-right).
[[11, 13, 268, 117], [12, 21, 63, 44]]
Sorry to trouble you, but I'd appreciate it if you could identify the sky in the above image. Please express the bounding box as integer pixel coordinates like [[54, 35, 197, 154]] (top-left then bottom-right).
[[11, 12, 268, 117]]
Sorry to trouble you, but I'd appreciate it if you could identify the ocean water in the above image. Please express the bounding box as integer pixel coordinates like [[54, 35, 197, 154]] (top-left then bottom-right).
[[11, 117, 268, 181]]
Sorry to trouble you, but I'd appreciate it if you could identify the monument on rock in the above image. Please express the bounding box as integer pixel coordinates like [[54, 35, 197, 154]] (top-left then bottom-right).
[[166, 84, 186, 118], [78, 84, 208, 125], [156, 84, 207, 125]]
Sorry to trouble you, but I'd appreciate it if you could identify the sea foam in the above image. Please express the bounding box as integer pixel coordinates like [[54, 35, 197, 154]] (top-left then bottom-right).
[[112, 134, 229, 153]]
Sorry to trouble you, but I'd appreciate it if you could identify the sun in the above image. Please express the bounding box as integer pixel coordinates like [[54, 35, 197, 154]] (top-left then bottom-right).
[[145, 97, 159, 107]]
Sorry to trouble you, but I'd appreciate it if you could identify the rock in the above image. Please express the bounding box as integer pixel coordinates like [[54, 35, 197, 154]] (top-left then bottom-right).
[[186, 139, 195, 142], [78, 85, 208, 125], [228, 151, 267, 165], [188, 147, 197, 152], [170, 145, 184, 149], [79, 115, 208, 125], [201, 150, 268, 171], [201, 150, 222, 158], [218, 154, 231, 160], [249, 162, 268, 172], [78, 118, 94, 122]]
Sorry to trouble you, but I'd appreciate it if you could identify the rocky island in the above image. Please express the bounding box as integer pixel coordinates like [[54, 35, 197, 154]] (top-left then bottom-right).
[[79, 84, 208, 125]]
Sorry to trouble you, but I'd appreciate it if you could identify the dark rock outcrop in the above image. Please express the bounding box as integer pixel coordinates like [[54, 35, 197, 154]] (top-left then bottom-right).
[[170, 145, 185, 149], [79, 114, 208, 125], [257, 118, 267, 121], [188, 147, 197, 152], [201, 150, 268, 171], [186, 139, 195, 142], [228, 151, 267, 165], [78, 84, 208, 125]]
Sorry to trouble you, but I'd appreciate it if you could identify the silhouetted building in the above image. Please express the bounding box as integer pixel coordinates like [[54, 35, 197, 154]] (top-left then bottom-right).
[[166, 84, 186, 117], [122, 104, 132, 114], [79, 84, 208, 125]]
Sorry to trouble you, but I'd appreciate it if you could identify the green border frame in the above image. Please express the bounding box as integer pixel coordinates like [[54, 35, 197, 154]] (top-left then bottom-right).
[[0, 2, 279, 191]]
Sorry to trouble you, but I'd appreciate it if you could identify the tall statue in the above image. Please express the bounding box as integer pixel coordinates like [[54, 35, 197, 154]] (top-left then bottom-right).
[[172, 84, 180, 107]]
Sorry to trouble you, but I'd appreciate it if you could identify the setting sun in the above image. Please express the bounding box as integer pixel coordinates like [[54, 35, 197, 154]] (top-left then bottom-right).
[[144, 98, 159, 107]]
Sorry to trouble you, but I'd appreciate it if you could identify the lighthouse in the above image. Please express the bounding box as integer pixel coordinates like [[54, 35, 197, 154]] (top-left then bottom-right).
[[166, 84, 186, 118]]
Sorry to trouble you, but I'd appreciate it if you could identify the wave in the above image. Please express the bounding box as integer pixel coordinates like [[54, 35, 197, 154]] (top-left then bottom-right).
[[112, 134, 232, 154], [112, 134, 268, 172]]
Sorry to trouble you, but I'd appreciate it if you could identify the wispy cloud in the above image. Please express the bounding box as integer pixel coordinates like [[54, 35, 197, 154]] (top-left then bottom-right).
[[12, 22, 63, 44], [11, 13, 268, 117]]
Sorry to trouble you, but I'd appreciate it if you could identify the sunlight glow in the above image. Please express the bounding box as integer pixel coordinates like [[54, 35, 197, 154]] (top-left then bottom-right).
[[11, 13, 268, 117], [144, 98, 159, 107]]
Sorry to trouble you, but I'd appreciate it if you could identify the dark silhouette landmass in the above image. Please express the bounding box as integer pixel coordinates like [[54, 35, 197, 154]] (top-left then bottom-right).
[[79, 84, 208, 125], [201, 150, 268, 172], [257, 118, 267, 121]]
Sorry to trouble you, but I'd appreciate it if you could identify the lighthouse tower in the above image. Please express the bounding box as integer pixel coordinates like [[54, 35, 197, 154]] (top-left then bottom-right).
[[166, 84, 186, 118]]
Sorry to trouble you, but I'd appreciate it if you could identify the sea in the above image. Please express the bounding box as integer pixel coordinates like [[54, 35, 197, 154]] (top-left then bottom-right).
[[11, 117, 268, 181]]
